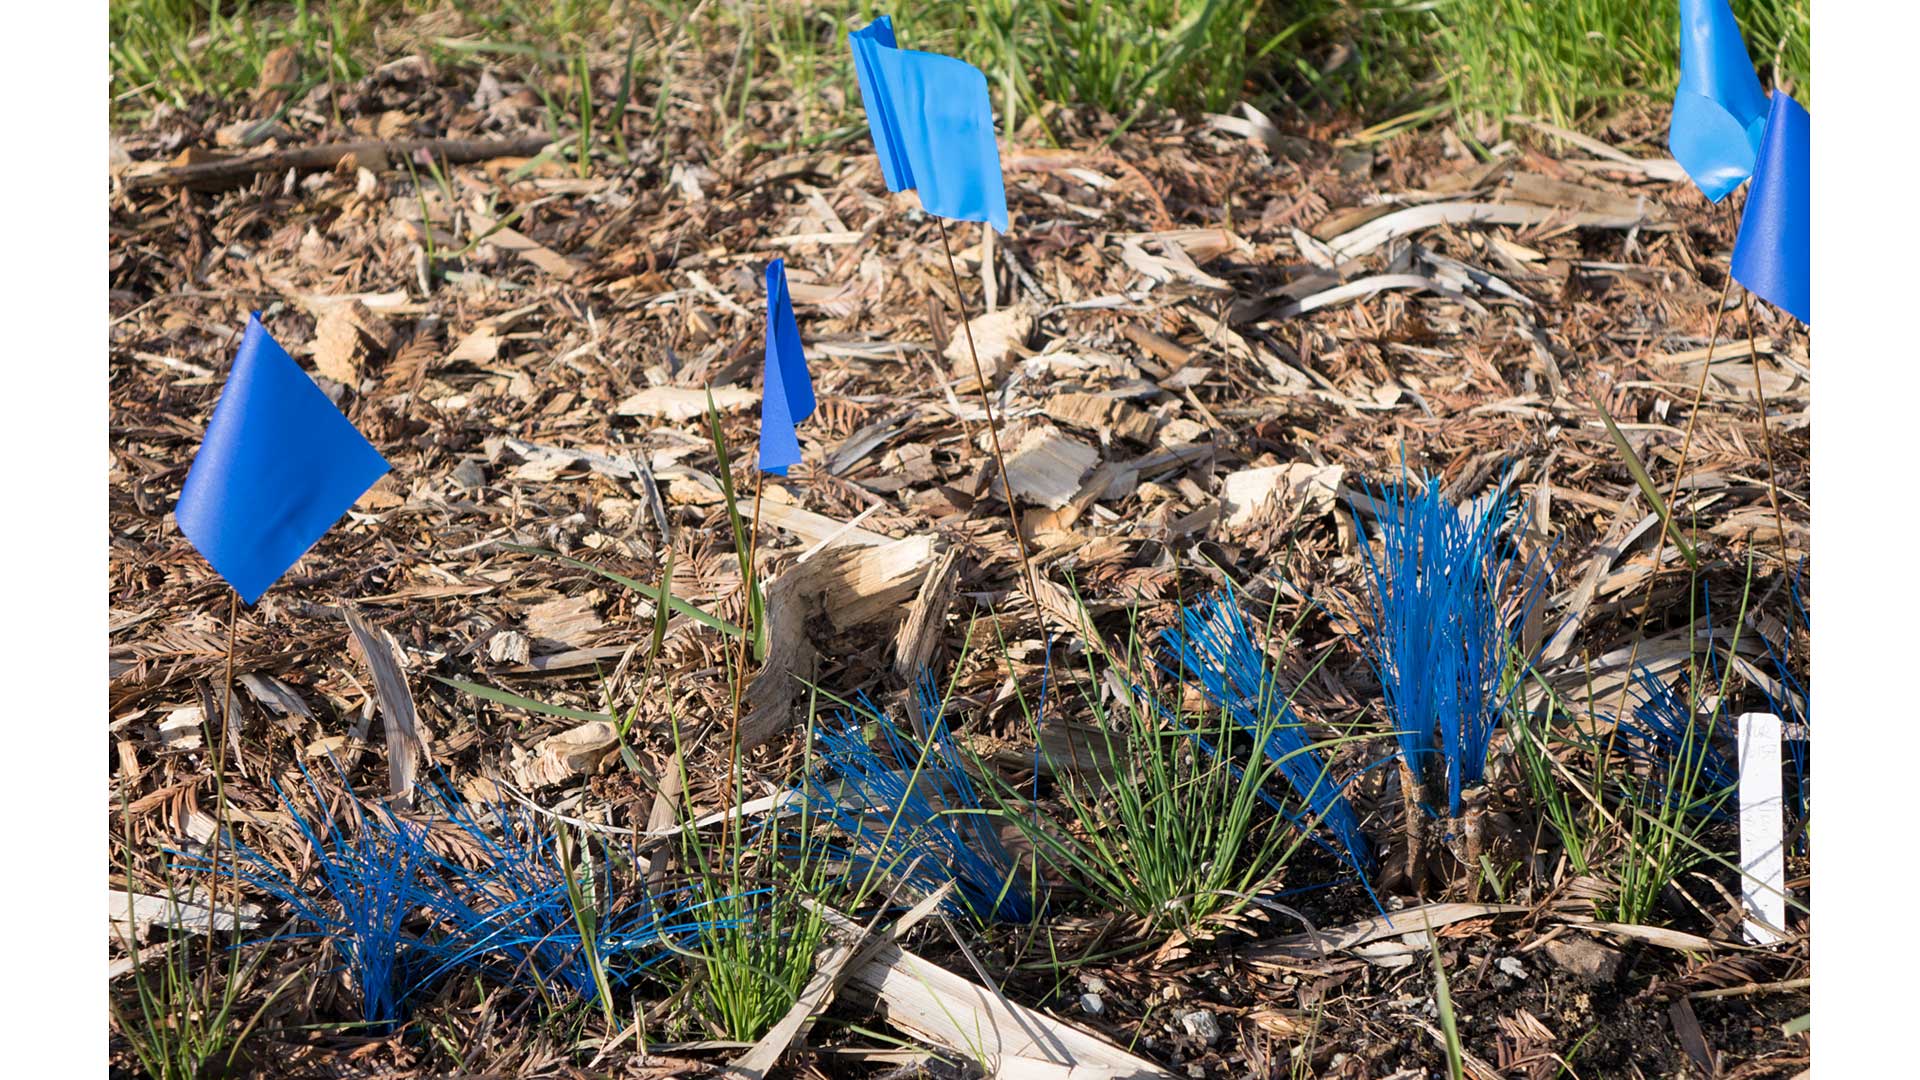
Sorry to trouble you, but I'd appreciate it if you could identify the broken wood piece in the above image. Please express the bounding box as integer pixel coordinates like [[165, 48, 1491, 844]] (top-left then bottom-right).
[[110, 888, 262, 942], [1247, 902, 1527, 965], [1505, 172, 1658, 221], [617, 385, 757, 420], [1220, 462, 1344, 529], [343, 605, 433, 801], [812, 903, 1174, 1078], [744, 536, 938, 749], [123, 134, 554, 191], [1324, 202, 1652, 261], [507, 720, 620, 790], [728, 884, 955, 1079], [895, 547, 960, 684]]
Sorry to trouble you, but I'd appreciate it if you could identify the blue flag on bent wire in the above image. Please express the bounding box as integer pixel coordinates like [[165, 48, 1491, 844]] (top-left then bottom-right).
[[1731, 93, 1810, 324], [1669, 0, 1769, 202], [175, 314, 391, 604], [849, 15, 1009, 233], [758, 259, 816, 475]]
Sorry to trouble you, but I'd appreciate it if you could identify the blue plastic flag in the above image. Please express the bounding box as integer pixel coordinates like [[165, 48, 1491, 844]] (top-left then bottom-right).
[[849, 15, 1009, 233], [175, 314, 390, 604], [758, 259, 816, 475], [1731, 93, 1809, 324], [1669, 0, 1769, 202]]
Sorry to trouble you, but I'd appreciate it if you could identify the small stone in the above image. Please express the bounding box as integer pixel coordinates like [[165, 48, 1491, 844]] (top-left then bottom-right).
[[1497, 956, 1527, 980], [486, 630, 531, 665], [1079, 993, 1105, 1016], [1543, 935, 1623, 983], [451, 459, 488, 490], [1179, 1009, 1221, 1046], [1082, 975, 1109, 995]]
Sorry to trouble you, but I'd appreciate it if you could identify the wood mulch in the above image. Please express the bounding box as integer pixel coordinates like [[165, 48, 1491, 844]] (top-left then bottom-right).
[[108, 45, 1809, 1080]]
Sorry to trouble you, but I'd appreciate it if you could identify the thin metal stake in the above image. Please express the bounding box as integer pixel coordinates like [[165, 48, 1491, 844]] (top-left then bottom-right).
[[204, 589, 239, 989], [729, 469, 765, 801], [1742, 292, 1792, 564], [935, 217, 1041, 608]]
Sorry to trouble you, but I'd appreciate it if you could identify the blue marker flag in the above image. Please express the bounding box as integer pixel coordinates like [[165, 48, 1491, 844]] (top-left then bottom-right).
[[1669, 0, 1769, 202], [759, 259, 816, 475], [1731, 93, 1810, 324], [175, 314, 391, 604], [849, 15, 1009, 233]]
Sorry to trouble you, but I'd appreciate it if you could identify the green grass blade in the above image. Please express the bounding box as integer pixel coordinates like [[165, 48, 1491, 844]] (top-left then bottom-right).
[[704, 390, 764, 657], [1595, 399, 1698, 569], [498, 542, 741, 638], [434, 676, 615, 725], [1426, 911, 1465, 1080]]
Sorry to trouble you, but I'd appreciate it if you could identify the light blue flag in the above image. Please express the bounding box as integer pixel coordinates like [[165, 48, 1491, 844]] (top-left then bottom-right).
[[176, 314, 391, 604], [1669, 0, 1769, 202], [1732, 93, 1809, 324], [758, 259, 816, 475], [849, 15, 1009, 233]]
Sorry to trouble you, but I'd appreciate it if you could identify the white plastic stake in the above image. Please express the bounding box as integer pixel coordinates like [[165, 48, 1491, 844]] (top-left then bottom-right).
[[1737, 712, 1788, 945]]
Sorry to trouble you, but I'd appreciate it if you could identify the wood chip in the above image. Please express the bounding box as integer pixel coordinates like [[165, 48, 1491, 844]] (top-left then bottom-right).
[[616, 385, 758, 420], [312, 299, 396, 384], [469, 212, 583, 279], [1048, 392, 1158, 445], [1221, 462, 1344, 528], [1002, 426, 1099, 509], [945, 304, 1034, 382], [524, 593, 606, 648], [507, 720, 620, 789]]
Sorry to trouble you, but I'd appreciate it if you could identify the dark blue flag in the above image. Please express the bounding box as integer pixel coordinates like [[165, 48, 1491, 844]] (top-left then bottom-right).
[[175, 314, 391, 603], [849, 15, 1009, 233], [1731, 93, 1810, 324], [1669, 0, 1769, 203], [759, 259, 816, 475]]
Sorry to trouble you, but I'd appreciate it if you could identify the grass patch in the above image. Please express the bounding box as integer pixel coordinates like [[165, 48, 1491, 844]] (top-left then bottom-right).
[[1363, 0, 1810, 133], [990, 606, 1342, 938], [110, 1, 1812, 138], [801, 674, 1037, 924]]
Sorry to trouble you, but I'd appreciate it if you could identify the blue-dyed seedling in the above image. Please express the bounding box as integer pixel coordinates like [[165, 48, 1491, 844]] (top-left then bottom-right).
[[1158, 593, 1375, 877], [404, 784, 731, 1006], [1617, 668, 1739, 821], [182, 766, 739, 1022], [1758, 564, 1810, 835], [800, 674, 1034, 923], [176, 765, 435, 1027], [1347, 469, 1548, 817]]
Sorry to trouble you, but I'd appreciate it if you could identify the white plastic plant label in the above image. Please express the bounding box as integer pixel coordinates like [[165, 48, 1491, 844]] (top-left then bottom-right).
[[1737, 712, 1788, 945]]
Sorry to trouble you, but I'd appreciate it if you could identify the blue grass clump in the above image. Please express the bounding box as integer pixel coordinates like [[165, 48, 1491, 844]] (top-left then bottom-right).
[[1347, 469, 1546, 817], [182, 767, 738, 1021], [1759, 564, 1810, 832], [1617, 668, 1739, 820], [1157, 593, 1374, 876], [177, 765, 432, 1027], [406, 786, 723, 1005], [800, 675, 1034, 923]]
